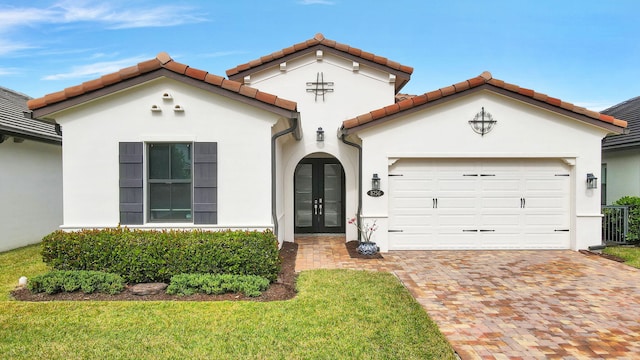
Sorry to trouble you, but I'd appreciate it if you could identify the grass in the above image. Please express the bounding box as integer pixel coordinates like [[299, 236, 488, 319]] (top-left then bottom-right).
[[0, 244, 455, 359], [603, 246, 640, 269]]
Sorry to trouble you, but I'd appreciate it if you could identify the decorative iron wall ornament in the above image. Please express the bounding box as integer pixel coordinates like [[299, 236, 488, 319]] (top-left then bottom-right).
[[468, 107, 497, 136], [306, 72, 334, 102]]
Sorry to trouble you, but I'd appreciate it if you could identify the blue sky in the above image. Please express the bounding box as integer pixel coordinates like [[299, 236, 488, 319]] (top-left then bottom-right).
[[0, 0, 638, 111]]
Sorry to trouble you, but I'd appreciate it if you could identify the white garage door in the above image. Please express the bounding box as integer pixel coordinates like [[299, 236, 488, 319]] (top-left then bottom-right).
[[388, 159, 571, 250]]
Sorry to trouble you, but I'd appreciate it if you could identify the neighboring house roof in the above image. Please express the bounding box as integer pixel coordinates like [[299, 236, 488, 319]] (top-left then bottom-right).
[[0, 86, 61, 144], [27, 52, 298, 120], [226, 33, 414, 93], [601, 96, 640, 150], [342, 71, 628, 134]]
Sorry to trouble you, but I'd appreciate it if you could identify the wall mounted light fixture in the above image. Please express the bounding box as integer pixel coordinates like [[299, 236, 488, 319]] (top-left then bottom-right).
[[367, 173, 384, 197], [372, 173, 381, 191], [316, 127, 324, 142], [586, 173, 598, 189]]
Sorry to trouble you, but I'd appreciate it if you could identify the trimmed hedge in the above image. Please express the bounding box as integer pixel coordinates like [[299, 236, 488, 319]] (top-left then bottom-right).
[[28, 270, 125, 295], [41, 229, 281, 283], [613, 196, 640, 244], [167, 273, 270, 297]]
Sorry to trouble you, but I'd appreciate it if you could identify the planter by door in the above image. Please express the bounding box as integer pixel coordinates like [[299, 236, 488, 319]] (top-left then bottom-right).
[[294, 158, 345, 233]]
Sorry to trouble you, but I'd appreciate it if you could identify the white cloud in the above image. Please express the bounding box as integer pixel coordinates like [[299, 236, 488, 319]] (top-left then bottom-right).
[[298, 0, 335, 5], [0, 39, 34, 56], [42, 56, 148, 81], [0, 1, 207, 33], [0, 67, 19, 76]]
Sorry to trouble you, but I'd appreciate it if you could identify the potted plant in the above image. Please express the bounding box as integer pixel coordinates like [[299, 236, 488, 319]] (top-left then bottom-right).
[[348, 217, 379, 255]]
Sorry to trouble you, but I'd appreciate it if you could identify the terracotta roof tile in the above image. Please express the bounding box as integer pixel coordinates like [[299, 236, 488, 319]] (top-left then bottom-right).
[[225, 33, 414, 77], [220, 79, 242, 93], [398, 98, 414, 111], [27, 52, 297, 114], [412, 94, 428, 107], [120, 65, 141, 80], [255, 91, 277, 105], [185, 67, 207, 81], [156, 52, 172, 65], [440, 85, 456, 97], [238, 85, 258, 98], [546, 96, 562, 107], [163, 61, 188, 75], [518, 87, 534, 98], [453, 80, 470, 92], [599, 114, 615, 124], [384, 103, 400, 116], [137, 59, 162, 74], [64, 84, 85, 98], [44, 91, 66, 105], [100, 72, 122, 87], [468, 76, 485, 88], [560, 101, 575, 111], [425, 90, 442, 102], [342, 118, 359, 128], [204, 73, 224, 86], [275, 97, 297, 111], [356, 112, 373, 125], [82, 78, 104, 93], [342, 71, 628, 131], [370, 108, 387, 120]]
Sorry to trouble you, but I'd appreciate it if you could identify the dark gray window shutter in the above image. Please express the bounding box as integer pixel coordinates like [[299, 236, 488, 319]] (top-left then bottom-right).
[[119, 142, 143, 225], [193, 142, 217, 224]]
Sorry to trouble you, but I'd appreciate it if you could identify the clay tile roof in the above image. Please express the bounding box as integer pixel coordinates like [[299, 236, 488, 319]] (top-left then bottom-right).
[[27, 53, 297, 114], [342, 71, 628, 131], [225, 33, 414, 78]]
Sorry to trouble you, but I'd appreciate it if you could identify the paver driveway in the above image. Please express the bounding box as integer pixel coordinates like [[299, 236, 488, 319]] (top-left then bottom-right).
[[295, 236, 640, 359]]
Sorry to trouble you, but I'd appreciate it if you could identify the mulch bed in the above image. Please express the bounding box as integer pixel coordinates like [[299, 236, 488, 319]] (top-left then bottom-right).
[[345, 240, 383, 259], [10, 242, 299, 302], [579, 249, 626, 263]]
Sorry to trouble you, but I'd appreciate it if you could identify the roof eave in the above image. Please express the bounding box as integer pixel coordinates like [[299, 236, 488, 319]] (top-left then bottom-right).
[[342, 84, 627, 135], [0, 126, 62, 145], [30, 68, 300, 121], [227, 44, 412, 93]]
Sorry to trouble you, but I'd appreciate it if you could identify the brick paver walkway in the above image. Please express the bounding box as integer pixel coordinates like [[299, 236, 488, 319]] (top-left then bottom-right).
[[295, 235, 640, 360]]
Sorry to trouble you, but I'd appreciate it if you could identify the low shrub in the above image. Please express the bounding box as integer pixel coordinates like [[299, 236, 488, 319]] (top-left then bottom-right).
[[41, 229, 280, 283], [27, 270, 125, 295], [167, 273, 270, 297]]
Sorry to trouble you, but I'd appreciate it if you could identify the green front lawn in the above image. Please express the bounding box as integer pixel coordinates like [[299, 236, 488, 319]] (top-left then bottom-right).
[[603, 246, 640, 269], [0, 244, 455, 359]]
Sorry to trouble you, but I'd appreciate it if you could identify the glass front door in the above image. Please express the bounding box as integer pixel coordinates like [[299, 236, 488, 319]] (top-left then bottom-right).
[[294, 158, 345, 233]]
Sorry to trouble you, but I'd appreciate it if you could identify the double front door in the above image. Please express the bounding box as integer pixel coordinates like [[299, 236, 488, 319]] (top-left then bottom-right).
[[294, 158, 345, 233]]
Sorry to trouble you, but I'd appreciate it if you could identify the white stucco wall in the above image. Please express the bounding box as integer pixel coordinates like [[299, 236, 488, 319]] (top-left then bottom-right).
[[248, 52, 397, 243], [0, 138, 62, 251], [51, 77, 281, 230], [355, 90, 609, 251], [602, 149, 640, 205]]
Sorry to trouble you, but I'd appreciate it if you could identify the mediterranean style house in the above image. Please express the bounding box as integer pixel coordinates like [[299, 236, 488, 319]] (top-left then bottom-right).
[[27, 33, 627, 251], [1, 86, 62, 251]]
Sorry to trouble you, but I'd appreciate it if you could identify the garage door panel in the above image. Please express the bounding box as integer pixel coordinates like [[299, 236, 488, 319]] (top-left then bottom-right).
[[389, 158, 571, 250]]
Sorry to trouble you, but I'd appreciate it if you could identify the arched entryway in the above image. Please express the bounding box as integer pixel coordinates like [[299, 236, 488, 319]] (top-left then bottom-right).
[[294, 154, 345, 233]]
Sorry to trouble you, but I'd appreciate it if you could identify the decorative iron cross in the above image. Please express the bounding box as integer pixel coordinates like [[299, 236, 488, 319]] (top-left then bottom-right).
[[306, 72, 334, 102], [468, 107, 497, 136]]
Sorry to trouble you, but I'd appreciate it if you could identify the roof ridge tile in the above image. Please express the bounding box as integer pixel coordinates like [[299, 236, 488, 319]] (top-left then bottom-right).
[[27, 52, 298, 113], [342, 71, 628, 132], [225, 34, 414, 77]]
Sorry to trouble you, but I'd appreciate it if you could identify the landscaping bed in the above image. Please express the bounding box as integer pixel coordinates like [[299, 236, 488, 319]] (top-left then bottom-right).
[[11, 242, 298, 302]]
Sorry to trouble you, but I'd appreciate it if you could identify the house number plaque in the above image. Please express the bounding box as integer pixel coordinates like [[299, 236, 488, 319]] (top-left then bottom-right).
[[367, 189, 384, 197]]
